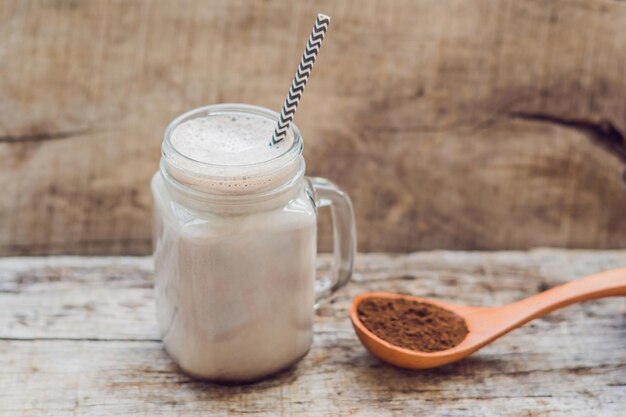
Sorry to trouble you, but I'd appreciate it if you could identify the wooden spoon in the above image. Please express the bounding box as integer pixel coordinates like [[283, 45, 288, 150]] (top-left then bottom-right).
[[350, 268, 626, 369]]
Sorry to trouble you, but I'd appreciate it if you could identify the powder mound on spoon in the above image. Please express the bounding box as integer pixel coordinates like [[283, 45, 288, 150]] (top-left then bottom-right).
[[357, 297, 469, 352]]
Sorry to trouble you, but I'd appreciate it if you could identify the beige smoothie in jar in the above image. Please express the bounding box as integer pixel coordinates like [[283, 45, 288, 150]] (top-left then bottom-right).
[[152, 106, 317, 381]]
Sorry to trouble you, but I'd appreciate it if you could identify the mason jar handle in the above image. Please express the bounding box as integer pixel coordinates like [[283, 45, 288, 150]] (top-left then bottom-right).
[[307, 177, 356, 302]]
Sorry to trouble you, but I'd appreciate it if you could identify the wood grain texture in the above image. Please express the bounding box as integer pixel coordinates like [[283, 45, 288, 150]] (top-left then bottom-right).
[[1, 0, 626, 255], [0, 250, 625, 416]]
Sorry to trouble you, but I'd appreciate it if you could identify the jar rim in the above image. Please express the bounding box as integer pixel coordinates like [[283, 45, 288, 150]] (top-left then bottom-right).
[[160, 103, 305, 201], [162, 103, 303, 170]]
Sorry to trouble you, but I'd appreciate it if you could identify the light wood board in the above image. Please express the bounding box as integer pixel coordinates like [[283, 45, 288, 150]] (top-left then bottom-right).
[[0, 250, 625, 415]]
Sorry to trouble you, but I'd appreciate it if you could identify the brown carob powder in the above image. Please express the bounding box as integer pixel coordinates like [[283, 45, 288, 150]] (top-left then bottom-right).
[[357, 297, 469, 352]]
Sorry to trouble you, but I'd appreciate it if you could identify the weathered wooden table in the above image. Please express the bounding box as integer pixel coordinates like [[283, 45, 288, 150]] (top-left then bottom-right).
[[1, 250, 625, 416]]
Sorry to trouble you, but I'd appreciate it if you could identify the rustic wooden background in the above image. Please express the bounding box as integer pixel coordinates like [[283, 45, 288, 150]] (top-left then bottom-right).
[[1, 0, 626, 255]]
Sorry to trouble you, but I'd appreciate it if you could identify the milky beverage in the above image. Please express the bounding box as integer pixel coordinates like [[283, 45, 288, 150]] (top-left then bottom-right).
[[152, 110, 317, 381]]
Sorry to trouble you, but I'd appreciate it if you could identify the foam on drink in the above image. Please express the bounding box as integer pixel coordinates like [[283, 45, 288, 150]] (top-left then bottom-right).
[[165, 113, 298, 195], [171, 113, 293, 165]]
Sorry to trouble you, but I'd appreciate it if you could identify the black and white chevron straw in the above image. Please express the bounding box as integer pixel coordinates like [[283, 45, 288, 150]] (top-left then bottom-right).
[[270, 14, 330, 145]]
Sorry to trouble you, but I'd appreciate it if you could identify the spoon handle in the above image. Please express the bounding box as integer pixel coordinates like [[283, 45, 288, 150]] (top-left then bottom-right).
[[489, 267, 626, 330]]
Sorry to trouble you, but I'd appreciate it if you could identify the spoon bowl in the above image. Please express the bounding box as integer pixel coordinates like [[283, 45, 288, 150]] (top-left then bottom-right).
[[350, 268, 626, 369]]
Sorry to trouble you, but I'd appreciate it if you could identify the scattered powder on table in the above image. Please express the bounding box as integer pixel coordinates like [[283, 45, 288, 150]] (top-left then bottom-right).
[[357, 297, 469, 352]]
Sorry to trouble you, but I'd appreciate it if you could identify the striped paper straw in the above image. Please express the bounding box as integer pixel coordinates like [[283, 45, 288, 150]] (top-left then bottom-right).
[[270, 14, 331, 146]]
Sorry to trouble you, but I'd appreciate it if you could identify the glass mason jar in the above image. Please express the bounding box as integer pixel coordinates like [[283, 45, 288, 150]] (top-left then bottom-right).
[[151, 104, 356, 382]]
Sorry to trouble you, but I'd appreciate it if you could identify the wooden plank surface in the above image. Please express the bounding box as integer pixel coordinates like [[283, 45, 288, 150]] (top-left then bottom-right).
[[1, 0, 626, 255], [1, 250, 625, 416]]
